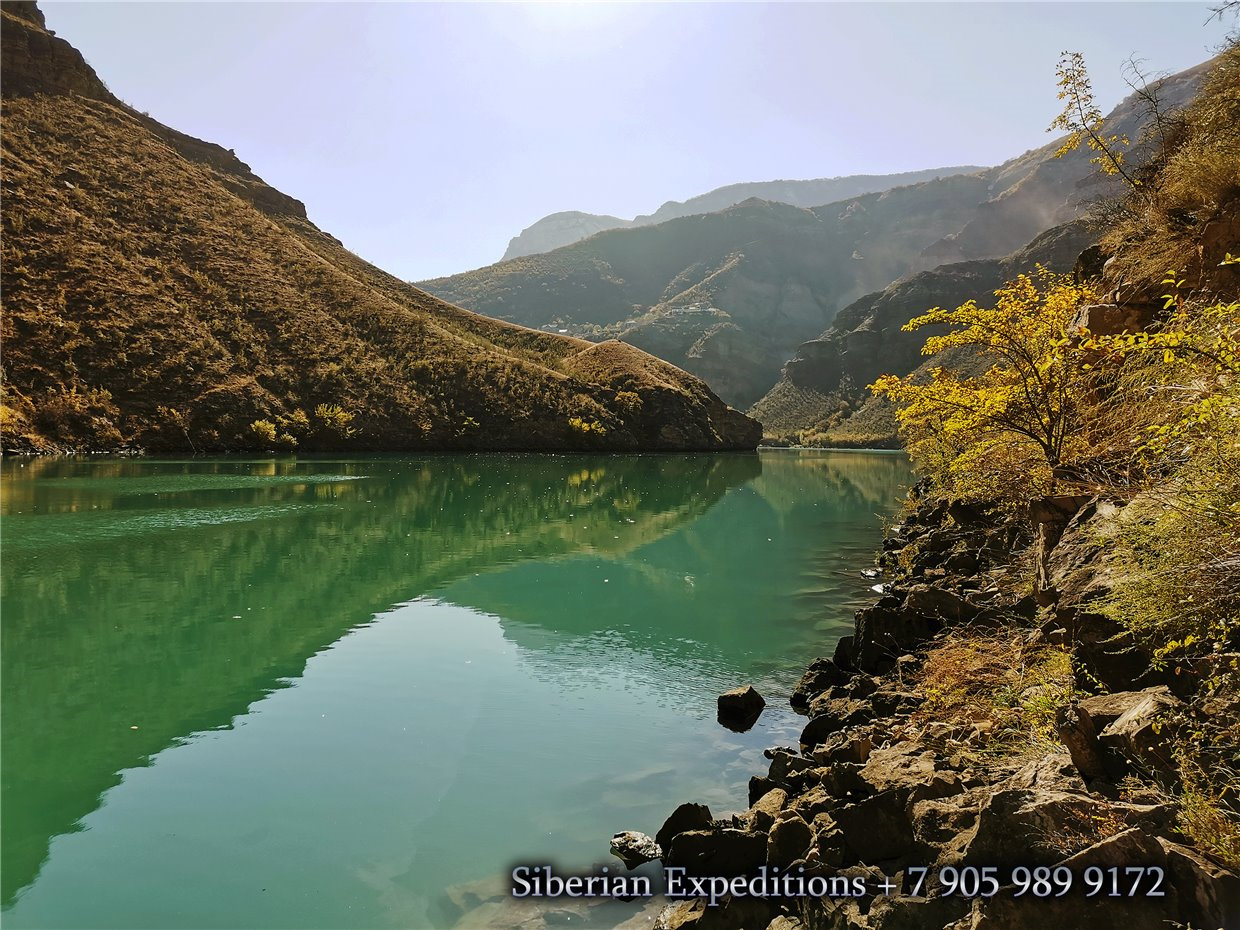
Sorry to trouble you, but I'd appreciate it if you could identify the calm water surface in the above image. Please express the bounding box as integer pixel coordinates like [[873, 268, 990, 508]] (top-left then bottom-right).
[[1, 450, 910, 929]]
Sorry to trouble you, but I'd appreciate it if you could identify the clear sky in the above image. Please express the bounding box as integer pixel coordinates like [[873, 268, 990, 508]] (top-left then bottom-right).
[[39, 2, 1233, 281]]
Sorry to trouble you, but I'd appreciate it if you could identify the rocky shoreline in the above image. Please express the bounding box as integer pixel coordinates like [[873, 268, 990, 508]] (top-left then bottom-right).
[[633, 485, 1240, 930]]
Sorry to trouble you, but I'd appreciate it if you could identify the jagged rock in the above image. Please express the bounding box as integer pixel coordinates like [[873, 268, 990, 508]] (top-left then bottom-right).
[[768, 811, 815, 868], [748, 788, 789, 832], [665, 828, 767, 877], [801, 702, 873, 749], [1003, 753, 1086, 792], [655, 899, 707, 930], [1060, 825, 1165, 870], [854, 603, 941, 673], [1070, 302, 1156, 337], [1097, 688, 1184, 777], [656, 803, 713, 854], [833, 790, 916, 863], [1055, 703, 1107, 781], [962, 788, 1100, 868], [1029, 493, 1094, 602], [749, 776, 777, 807], [766, 917, 804, 930], [653, 895, 777, 930], [1158, 838, 1240, 930], [869, 690, 922, 717], [809, 729, 873, 766], [819, 764, 872, 799], [910, 792, 983, 860], [1064, 610, 1159, 693], [767, 750, 819, 785], [906, 773, 965, 808], [796, 894, 869, 930], [833, 635, 857, 672], [867, 893, 970, 930], [903, 585, 985, 623], [962, 894, 1180, 930], [859, 743, 943, 795], [790, 785, 842, 821], [1078, 687, 1174, 730], [718, 684, 766, 732], [610, 831, 662, 869], [791, 659, 852, 712]]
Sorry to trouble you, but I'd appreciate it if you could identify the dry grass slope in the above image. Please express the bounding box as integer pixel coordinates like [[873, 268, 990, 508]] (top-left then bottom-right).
[[0, 4, 758, 453]]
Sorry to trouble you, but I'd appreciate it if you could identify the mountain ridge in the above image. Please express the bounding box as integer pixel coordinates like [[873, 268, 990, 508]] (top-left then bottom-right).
[[501, 166, 987, 261], [423, 56, 1210, 411]]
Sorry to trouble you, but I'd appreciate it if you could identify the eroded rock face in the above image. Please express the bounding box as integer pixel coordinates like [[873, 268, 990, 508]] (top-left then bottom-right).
[[1, 3, 110, 99]]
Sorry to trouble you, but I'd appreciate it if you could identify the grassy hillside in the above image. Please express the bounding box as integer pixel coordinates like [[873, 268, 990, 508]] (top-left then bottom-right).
[[0, 3, 758, 454]]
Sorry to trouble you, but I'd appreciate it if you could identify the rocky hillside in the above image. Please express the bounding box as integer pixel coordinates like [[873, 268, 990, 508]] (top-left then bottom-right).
[[0, 2, 758, 454], [603, 44, 1239, 929], [423, 61, 1208, 411], [500, 167, 985, 261], [752, 222, 1099, 445]]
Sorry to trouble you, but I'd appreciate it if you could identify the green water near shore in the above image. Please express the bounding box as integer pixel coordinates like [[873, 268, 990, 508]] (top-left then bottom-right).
[[1, 450, 910, 929]]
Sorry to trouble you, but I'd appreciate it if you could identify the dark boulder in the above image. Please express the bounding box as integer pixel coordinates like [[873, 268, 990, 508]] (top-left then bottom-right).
[[767, 812, 815, 869], [717, 684, 766, 732], [790, 659, 851, 712], [832, 790, 916, 863], [665, 828, 767, 877], [656, 802, 713, 855]]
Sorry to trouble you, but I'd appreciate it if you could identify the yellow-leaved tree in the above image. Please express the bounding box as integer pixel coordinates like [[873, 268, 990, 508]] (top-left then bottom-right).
[[870, 268, 1100, 503]]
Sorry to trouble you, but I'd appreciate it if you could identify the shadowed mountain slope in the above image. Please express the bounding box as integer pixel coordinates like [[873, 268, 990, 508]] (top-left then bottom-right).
[[0, 2, 757, 453], [421, 57, 1208, 411]]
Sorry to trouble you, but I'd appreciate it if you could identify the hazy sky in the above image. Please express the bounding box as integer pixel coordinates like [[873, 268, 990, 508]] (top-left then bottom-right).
[[40, 2, 1232, 280]]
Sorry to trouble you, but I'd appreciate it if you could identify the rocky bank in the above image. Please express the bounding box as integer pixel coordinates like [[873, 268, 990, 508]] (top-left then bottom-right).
[[630, 487, 1240, 930]]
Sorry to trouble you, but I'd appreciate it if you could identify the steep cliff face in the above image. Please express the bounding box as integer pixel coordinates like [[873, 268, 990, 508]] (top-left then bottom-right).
[[502, 210, 634, 261], [0, 4, 759, 453], [499, 166, 986, 261]]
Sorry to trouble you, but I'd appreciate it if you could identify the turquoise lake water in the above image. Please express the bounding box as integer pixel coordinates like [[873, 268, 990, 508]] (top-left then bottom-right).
[[1, 450, 910, 929]]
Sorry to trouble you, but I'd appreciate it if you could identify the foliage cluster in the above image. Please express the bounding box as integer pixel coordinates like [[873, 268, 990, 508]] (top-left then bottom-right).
[[870, 268, 1099, 505]]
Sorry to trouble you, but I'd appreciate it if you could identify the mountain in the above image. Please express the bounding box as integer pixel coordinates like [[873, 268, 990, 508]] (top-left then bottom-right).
[[0, 2, 758, 454], [750, 221, 1098, 445], [500, 166, 985, 260], [751, 55, 1221, 445], [423, 58, 1210, 411]]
